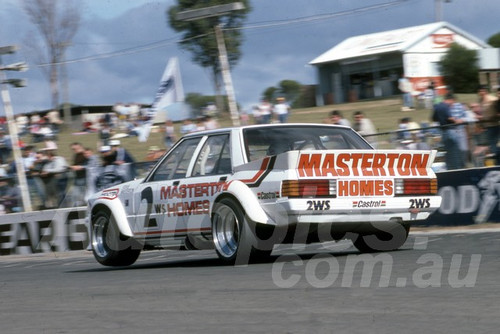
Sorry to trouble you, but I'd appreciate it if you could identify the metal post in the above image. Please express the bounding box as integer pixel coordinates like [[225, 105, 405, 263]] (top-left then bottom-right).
[[176, 2, 244, 127], [0, 61, 32, 212], [435, 0, 451, 22], [214, 24, 240, 127]]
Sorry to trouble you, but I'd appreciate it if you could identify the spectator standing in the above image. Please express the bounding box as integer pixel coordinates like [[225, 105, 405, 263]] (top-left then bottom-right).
[[163, 119, 177, 149], [180, 119, 196, 134], [252, 105, 262, 124], [258, 99, 272, 124], [16, 114, 29, 136], [329, 110, 351, 127], [109, 140, 135, 165], [69, 142, 89, 206], [0, 177, 21, 213], [352, 111, 378, 148], [433, 93, 464, 170], [195, 118, 206, 132], [449, 98, 472, 165], [397, 117, 420, 141], [109, 139, 136, 180], [467, 103, 488, 166], [99, 123, 113, 145], [398, 76, 414, 110], [240, 111, 249, 125], [47, 110, 63, 133], [0, 130, 11, 163], [273, 97, 290, 123], [423, 80, 436, 109], [40, 147, 69, 208], [478, 85, 499, 164], [204, 115, 219, 130], [84, 147, 101, 169], [28, 149, 49, 209]]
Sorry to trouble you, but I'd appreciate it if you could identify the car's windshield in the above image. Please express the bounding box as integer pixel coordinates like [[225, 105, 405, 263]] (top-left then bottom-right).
[[243, 125, 372, 161]]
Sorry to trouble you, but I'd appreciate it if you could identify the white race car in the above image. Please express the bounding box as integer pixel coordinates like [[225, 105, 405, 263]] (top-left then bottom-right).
[[87, 124, 441, 266]]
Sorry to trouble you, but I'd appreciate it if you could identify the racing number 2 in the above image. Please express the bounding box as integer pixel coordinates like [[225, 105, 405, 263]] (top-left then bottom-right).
[[141, 187, 157, 228]]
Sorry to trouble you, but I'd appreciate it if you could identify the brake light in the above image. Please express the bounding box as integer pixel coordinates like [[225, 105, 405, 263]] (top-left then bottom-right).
[[282, 180, 335, 198], [394, 178, 438, 196]]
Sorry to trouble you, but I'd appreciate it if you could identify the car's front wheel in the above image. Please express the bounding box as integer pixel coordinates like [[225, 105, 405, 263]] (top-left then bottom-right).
[[91, 211, 141, 266], [212, 198, 272, 265]]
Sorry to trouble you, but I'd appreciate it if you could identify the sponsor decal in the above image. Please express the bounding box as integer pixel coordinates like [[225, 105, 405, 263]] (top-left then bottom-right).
[[160, 182, 226, 200], [306, 200, 331, 211], [297, 153, 429, 178], [154, 200, 210, 217], [258, 191, 280, 200], [338, 180, 394, 197], [409, 198, 431, 209], [432, 34, 454, 48], [352, 200, 386, 208], [99, 188, 119, 200]]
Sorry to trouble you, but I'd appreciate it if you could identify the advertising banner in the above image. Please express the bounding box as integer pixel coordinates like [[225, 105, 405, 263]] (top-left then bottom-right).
[[418, 167, 500, 226]]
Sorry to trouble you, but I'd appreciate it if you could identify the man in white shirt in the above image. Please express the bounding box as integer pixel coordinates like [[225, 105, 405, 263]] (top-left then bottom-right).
[[273, 97, 290, 123], [353, 111, 378, 148], [258, 99, 272, 124]]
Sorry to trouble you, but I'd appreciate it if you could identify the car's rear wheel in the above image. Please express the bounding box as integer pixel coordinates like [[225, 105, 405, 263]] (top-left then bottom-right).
[[92, 211, 141, 266], [212, 198, 272, 265], [353, 221, 410, 253]]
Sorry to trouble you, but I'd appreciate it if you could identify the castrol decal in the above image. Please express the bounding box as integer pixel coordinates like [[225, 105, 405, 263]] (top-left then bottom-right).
[[297, 152, 430, 178]]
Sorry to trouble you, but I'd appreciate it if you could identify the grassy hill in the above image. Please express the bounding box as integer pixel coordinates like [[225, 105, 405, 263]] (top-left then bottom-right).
[[23, 94, 477, 163]]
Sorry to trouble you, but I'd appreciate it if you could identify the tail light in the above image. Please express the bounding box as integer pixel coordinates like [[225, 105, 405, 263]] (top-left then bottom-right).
[[282, 180, 336, 198], [395, 178, 438, 196]]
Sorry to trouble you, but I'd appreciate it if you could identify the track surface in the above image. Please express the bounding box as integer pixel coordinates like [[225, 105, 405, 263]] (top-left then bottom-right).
[[1, 229, 499, 334]]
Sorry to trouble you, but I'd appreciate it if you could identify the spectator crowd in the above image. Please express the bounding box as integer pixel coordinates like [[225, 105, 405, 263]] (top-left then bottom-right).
[[1, 85, 500, 213]]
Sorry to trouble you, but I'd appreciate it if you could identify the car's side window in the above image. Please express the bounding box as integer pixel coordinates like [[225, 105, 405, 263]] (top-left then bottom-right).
[[192, 134, 231, 176], [150, 138, 201, 181]]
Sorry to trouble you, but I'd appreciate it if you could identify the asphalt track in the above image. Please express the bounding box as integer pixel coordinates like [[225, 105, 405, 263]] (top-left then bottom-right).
[[1, 228, 499, 334]]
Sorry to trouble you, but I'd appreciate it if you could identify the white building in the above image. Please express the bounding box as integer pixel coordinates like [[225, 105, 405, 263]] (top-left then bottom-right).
[[310, 21, 490, 105]]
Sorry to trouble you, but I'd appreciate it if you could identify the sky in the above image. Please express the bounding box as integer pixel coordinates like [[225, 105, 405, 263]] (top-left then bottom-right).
[[0, 0, 499, 117]]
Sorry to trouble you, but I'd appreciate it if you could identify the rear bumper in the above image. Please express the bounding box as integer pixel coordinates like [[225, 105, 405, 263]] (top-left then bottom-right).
[[261, 196, 442, 226]]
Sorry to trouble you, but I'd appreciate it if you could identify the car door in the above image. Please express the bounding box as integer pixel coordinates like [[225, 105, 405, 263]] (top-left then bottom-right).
[[132, 137, 202, 245], [181, 134, 232, 232]]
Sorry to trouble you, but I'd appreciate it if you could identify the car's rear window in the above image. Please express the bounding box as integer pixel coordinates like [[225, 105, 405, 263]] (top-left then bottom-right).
[[243, 125, 372, 161]]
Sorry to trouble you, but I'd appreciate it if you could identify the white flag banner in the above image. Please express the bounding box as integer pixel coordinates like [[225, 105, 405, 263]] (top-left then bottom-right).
[[139, 57, 186, 142]]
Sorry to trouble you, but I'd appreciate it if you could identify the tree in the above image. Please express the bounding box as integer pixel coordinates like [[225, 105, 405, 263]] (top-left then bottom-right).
[[185, 92, 219, 116], [262, 87, 278, 102], [439, 43, 479, 93], [278, 80, 302, 103], [22, 0, 81, 109], [487, 32, 500, 47], [168, 0, 251, 112], [262, 80, 304, 105]]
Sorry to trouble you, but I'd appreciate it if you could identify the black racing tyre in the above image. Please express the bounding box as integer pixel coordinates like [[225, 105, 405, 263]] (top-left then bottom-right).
[[91, 211, 141, 266], [212, 198, 273, 265], [353, 222, 410, 253]]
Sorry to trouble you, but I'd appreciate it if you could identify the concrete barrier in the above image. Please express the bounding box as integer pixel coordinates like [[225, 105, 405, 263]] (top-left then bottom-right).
[[0, 207, 88, 255]]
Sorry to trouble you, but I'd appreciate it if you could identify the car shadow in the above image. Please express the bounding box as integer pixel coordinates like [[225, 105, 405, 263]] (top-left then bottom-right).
[[67, 247, 410, 273]]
